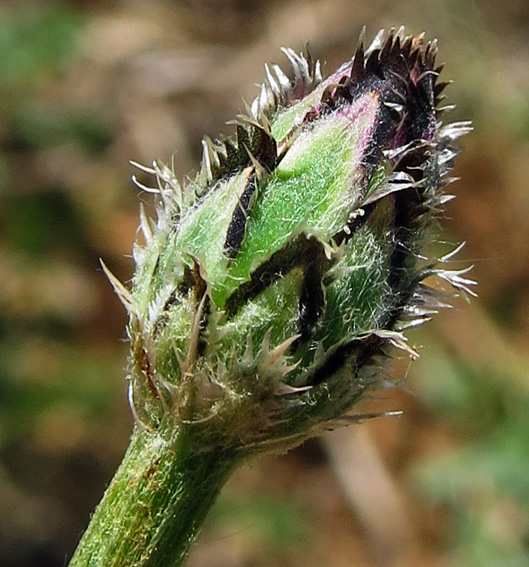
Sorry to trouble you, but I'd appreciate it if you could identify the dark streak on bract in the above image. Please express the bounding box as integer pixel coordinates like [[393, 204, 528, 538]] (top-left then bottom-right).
[[301, 333, 384, 387], [297, 240, 333, 341], [224, 176, 258, 258], [224, 234, 334, 320]]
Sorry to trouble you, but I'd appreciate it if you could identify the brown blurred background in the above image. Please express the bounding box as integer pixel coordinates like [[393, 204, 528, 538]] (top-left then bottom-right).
[[1, 1, 529, 566]]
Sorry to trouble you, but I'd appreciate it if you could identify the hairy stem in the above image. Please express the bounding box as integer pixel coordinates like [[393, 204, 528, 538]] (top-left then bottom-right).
[[69, 425, 239, 567]]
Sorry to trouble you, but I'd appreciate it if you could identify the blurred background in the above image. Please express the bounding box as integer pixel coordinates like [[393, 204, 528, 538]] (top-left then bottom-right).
[[1, 1, 529, 566]]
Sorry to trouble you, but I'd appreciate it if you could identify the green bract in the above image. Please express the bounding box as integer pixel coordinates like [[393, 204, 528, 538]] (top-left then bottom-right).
[[109, 28, 473, 457]]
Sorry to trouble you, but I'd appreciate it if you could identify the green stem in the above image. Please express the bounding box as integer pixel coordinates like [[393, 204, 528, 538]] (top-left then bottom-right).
[[68, 424, 239, 567]]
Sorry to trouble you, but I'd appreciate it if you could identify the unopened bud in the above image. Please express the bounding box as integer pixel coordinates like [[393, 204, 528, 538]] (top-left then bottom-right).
[[108, 28, 473, 457]]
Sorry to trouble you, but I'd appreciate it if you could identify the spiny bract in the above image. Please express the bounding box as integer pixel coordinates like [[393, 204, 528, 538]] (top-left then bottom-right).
[[106, 28, 474, 457]]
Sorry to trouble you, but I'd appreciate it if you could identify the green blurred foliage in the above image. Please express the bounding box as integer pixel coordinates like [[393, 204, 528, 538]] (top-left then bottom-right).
[[2, 191, 82, 256], [209, 493, 310, 549], [0, 3, 81, 91], [13, 105, 113, 154], [413, 329, 529, 566]]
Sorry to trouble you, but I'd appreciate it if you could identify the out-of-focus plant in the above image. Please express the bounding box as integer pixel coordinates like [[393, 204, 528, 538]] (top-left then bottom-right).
[[0, 3, 80, 92], [413, 336, 529, 567], [68, 28, 472, 567], [0, 3, 82, 192]]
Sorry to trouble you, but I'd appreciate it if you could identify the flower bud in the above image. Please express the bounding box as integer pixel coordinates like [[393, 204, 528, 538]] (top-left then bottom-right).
[[107, 28, 473, 456]]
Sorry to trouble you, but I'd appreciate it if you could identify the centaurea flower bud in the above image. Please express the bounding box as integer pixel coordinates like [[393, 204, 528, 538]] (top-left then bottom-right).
[[73, 28, 473, 567], [111, 28, 473, 456]]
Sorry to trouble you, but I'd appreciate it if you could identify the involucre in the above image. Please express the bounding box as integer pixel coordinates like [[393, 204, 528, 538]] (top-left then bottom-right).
[[106, 28, 474, 457]]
